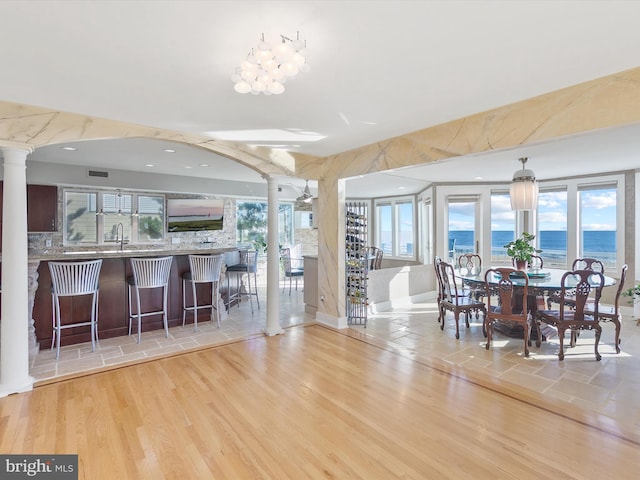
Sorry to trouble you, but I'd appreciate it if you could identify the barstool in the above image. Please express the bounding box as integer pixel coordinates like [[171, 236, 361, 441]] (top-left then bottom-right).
[[128, 256, 173, 344], [226, 250, 259, 313], [182, 254, 224, 331], [49, 259, 102, 360]]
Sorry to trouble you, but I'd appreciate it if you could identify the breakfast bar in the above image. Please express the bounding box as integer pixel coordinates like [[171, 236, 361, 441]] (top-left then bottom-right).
[[28, 246, 242, 349]]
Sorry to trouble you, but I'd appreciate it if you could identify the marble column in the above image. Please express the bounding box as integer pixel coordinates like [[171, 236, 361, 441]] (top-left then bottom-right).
[[264, 175, 284, 336], [0, 143, 34, 397]]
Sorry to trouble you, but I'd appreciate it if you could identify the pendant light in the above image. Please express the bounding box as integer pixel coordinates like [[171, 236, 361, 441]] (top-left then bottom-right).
[[510, 157, 538, 211]]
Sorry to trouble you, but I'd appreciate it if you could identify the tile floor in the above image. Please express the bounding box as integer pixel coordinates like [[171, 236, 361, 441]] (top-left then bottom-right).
[[31, 285, 310, 382], [31, 283, 640, 431], [351, 296, 640, 430]]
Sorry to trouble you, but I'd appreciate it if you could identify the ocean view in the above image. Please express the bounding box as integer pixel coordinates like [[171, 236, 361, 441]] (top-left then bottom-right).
[[449, 230, 616, 264]]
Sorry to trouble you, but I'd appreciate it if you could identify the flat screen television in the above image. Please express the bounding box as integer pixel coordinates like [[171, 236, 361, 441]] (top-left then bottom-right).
[[166, 198, 224, 232]]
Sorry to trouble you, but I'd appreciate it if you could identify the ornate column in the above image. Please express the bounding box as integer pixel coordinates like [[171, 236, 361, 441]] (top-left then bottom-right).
[[264, 175, 284, 336], [27, 260, 41, 356], [0, 142, 34, 397]]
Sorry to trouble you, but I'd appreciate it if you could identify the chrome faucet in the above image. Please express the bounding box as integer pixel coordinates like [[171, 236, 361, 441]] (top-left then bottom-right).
[[116, 222, 125, 250]]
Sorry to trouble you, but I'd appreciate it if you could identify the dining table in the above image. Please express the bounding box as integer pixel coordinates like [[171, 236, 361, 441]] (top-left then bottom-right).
[[456, 266, 616, 338]]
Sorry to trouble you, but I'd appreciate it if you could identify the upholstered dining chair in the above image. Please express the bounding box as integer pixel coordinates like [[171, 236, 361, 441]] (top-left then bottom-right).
[[484, 267, 540, 357], [438, 260, 486, 340], [536, 269, 604, 361]]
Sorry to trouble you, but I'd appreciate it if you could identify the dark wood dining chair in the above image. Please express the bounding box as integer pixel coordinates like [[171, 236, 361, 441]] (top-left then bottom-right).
[[484, 267, 540, 357], [584, 263, 627, 354], [457, 253, 484, 301], [547, 257, 605, 309], [438, 260, 486, 339], [369, 246, 383, 270], [536, 269, 604, 361]]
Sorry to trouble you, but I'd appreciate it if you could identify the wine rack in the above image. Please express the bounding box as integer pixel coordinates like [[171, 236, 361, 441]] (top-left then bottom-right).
[[346, 202, 368, 326]]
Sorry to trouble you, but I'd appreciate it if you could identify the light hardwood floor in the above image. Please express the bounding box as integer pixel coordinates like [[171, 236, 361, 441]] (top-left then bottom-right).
[[2, 324, 638, 479]]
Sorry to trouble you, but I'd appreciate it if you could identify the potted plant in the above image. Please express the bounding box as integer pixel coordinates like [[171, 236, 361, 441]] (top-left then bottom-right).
[[622, 283, 640, 321], [503, 232, 541, 270]]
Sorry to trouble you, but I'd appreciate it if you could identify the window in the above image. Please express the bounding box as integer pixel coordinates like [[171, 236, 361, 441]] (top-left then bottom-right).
[[579, 184, 617, 270], [447, 196, 478, 260], [63, 189, 165, 245], [537, 189, 567, 267], [236, 201, 294, 251], [137, 195, 164, 241], [65, 191, 98, 244], [375, 197, 415, 258], [490, 192, 515, 264]]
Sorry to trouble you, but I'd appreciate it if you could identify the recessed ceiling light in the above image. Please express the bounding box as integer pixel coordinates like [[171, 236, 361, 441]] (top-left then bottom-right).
[[199, 163, 209, 167], [163, 149, 176, 153], [61, 146, 77, 151], [474, 176, 484, 180], [398, 186, 406, 190], [184, 165, 193, 169], [145, 163, 155, 167]]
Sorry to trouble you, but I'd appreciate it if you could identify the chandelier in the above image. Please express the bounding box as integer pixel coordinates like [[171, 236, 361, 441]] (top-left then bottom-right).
[[296, 180, 313, 203], [231, 32, 309, 95], [509, 157, 538, 211]]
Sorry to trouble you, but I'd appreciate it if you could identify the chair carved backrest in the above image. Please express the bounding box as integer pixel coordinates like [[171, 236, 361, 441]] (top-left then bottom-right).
[[559, 269, 604, 321], [511, 254, 543, 269], [131, 256, 173, 289], [434, 256, 444, 300], [485, 267, 528, 316], [188, 254, 224, 283], [572, 257, 605, 274], [529, 254, 544, 269], [608, 263, 628, 314], [439, 260, 464, 304], [457, 254, 482, 275]]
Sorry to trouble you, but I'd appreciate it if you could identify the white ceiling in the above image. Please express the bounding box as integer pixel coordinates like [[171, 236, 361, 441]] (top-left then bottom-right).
[[2, 1, 640, 198]]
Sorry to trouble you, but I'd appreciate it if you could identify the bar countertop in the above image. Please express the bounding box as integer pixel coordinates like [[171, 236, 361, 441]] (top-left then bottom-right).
[[27, 244, 239, 262]]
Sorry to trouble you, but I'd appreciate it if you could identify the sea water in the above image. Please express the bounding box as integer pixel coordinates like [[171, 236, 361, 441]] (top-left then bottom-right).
[[449, 230, 616, 264]]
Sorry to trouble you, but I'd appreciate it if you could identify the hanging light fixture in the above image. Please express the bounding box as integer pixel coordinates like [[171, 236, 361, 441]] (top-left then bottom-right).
[[509, 157, 538, 211], [296, 180, 313, 203], [232, 31, 309, 95]]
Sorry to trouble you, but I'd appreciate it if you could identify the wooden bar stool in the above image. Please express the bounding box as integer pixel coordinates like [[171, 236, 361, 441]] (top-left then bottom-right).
[[182, 254, 224, 331], [49, 259, 102, 359], [128, 256, 173, 344]]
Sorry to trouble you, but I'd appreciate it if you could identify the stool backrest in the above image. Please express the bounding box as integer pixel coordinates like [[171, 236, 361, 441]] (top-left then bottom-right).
[[49, 259, 102, 296], [245, 250, 258, 273], [131, 256, 173, 288], [188, 254, 224, 282]]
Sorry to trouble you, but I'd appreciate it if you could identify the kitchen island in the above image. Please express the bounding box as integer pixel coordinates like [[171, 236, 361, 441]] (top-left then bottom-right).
[[28, 246, 242, 350]]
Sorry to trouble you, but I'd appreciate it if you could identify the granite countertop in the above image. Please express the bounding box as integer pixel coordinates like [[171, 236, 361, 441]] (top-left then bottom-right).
[[28, 245, 239, 261]]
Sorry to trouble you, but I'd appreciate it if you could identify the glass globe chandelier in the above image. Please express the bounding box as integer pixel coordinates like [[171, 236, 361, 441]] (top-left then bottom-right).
[[231, 32, 309, 95]]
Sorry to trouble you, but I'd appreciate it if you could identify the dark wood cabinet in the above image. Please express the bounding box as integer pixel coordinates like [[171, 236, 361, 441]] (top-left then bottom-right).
[[0, 182, 57, 242], [27, 184, 57, 232]]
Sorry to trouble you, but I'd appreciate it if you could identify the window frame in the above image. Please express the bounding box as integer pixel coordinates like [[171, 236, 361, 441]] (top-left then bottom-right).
[[374, 196, 416, 260], [63, 188, 165, 246]]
